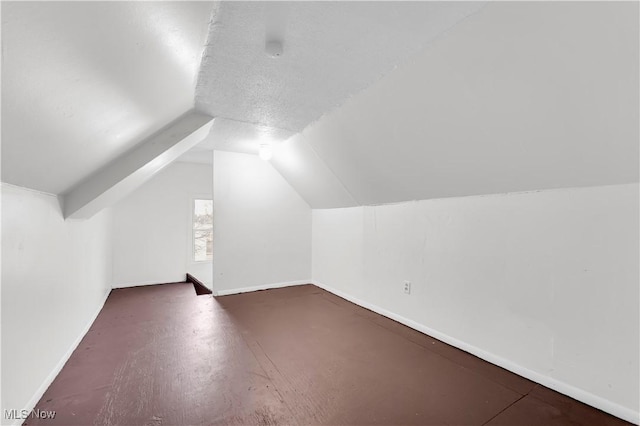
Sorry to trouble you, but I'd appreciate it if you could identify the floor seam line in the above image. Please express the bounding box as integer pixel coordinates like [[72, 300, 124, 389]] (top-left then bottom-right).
[[234, 328, 299, 423], [480, 393, 527, 426]]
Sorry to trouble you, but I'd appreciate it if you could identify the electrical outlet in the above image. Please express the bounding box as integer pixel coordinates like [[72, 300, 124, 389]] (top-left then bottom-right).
[[403, 281, 411, 295]]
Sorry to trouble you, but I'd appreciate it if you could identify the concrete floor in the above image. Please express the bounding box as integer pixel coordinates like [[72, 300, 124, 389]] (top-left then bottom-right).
[[26, 283, 630, 425]]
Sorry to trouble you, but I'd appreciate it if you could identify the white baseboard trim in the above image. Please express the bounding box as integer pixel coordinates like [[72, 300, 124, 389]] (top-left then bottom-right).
[[15, 289, 111, 426], [213, 280, 311, 296], [311, 280, 639, 425], [112, 279, 184, 289]]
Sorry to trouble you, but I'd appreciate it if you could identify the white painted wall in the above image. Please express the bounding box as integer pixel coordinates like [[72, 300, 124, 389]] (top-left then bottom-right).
[[1, 183, 113, 422], [312, 183, 639, 423], [112, 161, 213, 288], [213, 151, 311, 294]]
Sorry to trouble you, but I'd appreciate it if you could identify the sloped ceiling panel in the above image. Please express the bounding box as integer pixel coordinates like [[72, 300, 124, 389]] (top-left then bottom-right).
[[297, 1, 639, 205], [195, 1, 486, 134], [270, 134, 356, 209], [1, 1, 213, 194]]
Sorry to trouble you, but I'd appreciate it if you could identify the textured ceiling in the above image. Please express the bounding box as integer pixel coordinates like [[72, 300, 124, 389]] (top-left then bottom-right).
[[195, 1, 486, 146], [1, 1, 213, 194], [196, 117, 295, 155]]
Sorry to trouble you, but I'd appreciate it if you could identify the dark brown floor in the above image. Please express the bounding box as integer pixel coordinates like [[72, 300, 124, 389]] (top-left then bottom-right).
[[26, 283, 630, 425]]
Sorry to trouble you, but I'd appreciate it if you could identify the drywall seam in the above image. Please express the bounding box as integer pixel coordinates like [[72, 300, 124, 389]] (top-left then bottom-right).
[[311, 280, 640, 425], [14, 289, 112, 426], [193, 2, 221, 92], [213, 280, 311, 296]]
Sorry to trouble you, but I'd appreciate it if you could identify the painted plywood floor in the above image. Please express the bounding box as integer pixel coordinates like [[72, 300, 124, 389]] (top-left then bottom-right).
[[26, 283, 629, 425]]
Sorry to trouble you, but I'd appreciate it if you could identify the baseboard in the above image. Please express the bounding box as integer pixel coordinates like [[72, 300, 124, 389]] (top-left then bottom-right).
[[186, 273, 212, 295], [311, 280, 639, 425], [112, 279, 184, 289], [213, 280, 311, 296], [14, 289, 112, 426]]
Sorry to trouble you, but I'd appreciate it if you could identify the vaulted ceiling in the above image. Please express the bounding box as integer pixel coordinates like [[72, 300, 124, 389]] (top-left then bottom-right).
[[1, 1, 212, 194], [2, 1, 638, 211], [1, 1, 484, 196]]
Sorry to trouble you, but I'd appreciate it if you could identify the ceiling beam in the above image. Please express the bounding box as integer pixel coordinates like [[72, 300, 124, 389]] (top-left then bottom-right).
[[62, 110, 214, 220]]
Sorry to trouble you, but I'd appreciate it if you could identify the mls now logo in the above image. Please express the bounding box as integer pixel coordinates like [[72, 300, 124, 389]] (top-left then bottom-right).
[[4, 409, 56, 420]]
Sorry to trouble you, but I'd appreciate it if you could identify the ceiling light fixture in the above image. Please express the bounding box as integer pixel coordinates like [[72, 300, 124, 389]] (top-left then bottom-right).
[[265, 40, 283, 58], [259, 143, 273, 161]]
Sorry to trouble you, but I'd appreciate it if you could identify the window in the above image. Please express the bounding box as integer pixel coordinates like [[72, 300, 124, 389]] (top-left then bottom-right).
[[193, 199, 213, 262]]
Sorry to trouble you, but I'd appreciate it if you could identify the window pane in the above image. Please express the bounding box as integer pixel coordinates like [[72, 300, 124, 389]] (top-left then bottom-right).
[[194, 229, 213, 262], [193, 199, 213, 261], [194, 199, 213, 230]]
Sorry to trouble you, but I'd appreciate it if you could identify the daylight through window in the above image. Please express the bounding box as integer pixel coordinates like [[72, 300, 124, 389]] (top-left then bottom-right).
[[193, 199, 213, 262]]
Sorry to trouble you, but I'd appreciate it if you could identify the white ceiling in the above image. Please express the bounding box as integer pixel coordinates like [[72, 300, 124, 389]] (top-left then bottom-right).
[[176, 147, 214, 166], [3, 1, 636, 208], [196, 117, 295, 155], [270, 133, 356, 209], [283, 1, 639, 206], [1, 1, 213, 194], [195, 1, 486, 147]]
